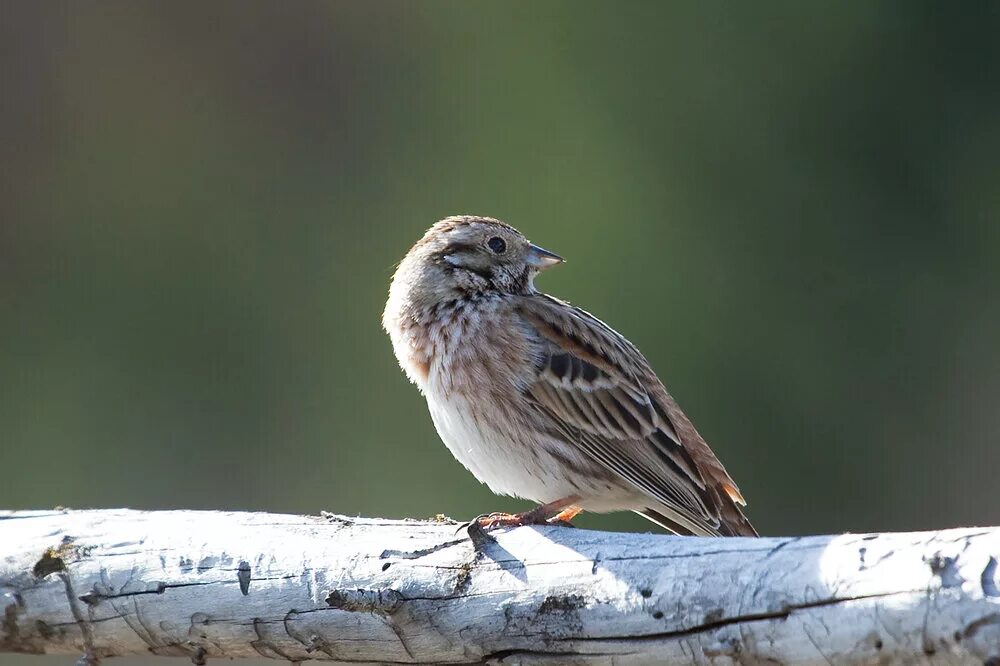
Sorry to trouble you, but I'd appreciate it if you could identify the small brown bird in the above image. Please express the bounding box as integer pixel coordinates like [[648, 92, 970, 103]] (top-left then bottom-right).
[[383, 216, 756, 537]]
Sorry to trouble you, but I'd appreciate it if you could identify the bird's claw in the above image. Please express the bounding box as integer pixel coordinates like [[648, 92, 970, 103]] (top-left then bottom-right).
[[456, 508, 577, 548], [463, 518, 496, 549]]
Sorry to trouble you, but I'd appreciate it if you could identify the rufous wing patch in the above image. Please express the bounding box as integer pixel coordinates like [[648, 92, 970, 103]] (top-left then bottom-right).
[[723, 482, 746, 506]]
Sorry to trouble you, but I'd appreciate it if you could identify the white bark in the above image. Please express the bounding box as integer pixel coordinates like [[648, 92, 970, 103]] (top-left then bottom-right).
[[1, 510, 999, 664]]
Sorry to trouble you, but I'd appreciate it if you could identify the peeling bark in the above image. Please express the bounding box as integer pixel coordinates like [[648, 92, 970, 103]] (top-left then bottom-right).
[[2, 509, 1000, 664]]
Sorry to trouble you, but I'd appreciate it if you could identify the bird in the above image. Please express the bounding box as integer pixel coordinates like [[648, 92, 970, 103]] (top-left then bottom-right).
[[382, 215, 757, 537]]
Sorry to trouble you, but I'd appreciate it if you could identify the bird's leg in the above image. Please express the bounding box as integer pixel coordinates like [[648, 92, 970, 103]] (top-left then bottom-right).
[[549, 505, 583, 525], [461, 497, 583, 548], [474, 495, 582, 530]]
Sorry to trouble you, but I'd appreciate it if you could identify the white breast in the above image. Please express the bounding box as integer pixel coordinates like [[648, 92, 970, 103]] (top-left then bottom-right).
[[423, 377, 636, 511]]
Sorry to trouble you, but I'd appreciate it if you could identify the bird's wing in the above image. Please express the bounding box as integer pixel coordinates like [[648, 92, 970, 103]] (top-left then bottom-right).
[[516, 294, 756, 537]]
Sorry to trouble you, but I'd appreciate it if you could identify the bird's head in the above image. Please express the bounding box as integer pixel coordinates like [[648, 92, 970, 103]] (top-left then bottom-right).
[[393, 216, 563, 304]]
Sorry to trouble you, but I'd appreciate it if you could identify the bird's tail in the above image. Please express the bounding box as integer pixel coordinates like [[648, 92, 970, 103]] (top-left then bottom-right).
[[638, 502, 758, 537]]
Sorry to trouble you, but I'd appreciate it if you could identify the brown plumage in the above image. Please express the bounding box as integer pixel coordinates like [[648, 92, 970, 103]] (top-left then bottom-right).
[[383, 215, 757, 537]]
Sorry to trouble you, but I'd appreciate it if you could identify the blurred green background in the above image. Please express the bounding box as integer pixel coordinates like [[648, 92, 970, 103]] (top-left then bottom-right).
[[3, 0, 1000, 552]]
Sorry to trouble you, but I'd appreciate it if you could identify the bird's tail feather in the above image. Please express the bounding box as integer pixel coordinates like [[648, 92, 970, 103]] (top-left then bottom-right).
[[638, 505, 758, 537]]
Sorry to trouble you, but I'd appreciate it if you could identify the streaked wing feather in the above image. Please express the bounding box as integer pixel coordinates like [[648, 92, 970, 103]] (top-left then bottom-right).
[[518, 293, 753, 537]]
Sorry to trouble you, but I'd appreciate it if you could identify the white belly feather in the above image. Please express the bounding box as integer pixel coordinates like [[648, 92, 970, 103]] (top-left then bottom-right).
[[424, 378, 637, 511]]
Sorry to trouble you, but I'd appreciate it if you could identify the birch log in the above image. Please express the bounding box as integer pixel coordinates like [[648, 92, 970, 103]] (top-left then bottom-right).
[[2, 510, 1000, 664]]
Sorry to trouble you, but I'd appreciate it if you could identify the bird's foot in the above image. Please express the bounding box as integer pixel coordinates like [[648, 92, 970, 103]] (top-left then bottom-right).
[[458, 496, 583, 542], [455, 512, 527, 544], [473, 511, 541, 530]]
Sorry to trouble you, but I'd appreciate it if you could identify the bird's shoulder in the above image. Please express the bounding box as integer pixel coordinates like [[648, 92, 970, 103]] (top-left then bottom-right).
[[513, 292, 653, 386]]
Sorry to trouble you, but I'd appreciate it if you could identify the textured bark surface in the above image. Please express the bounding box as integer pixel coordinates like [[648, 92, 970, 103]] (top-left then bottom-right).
[[2, 509, 1000, 664]]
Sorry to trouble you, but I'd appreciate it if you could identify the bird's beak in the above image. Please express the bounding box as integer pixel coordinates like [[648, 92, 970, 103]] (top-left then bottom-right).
[[526, 243, 564, 270]]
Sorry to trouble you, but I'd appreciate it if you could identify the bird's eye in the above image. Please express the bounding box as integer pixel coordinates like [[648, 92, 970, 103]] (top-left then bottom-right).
[[487, 236, 507, 254]]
